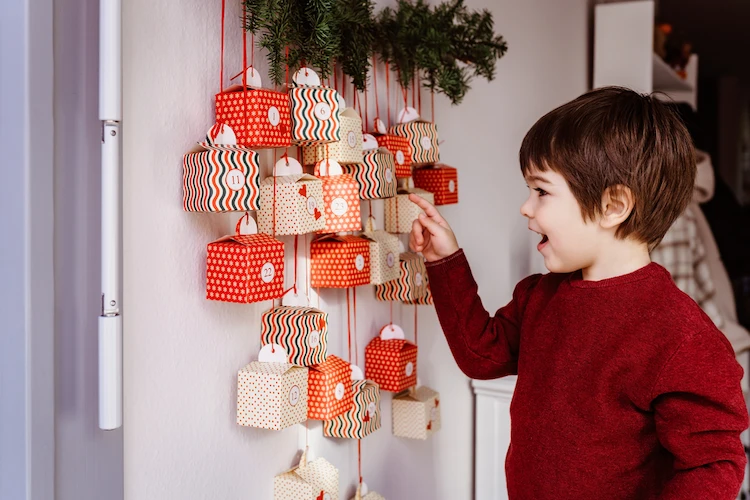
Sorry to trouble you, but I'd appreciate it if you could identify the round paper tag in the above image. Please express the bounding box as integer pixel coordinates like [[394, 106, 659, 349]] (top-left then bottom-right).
[[334, 383, 345, 401], [395, 150, 405, 165], [281, 290, 309, 307], [258, 343, 288, 363], [415, 272, 423, 286], [361, 483, 369, 496], [385, 168, 394, 184], [380, 324, 405, 340], [308, 330, 321, 349], [420, 136, 432, 151], [324, 493, 332, 500], [405, 361, 414, 377], [293, 68, 321, 87], [289, 385, 301, 406], [367, 402, 377, 417], [243, 66, 263, 88], [268, 106, 280, 126], [260, 262, 275, 283], [347, 131, 357, 148], [274, 156, 303, 176], [362, 134, 379, 151], [223, 169, 245, 191], [314, 102, 332, 121], [306, 196, 318, 215], [448, 180, 456, 193], [386, 252, 396, 268], [237, 215, 258, 235], [208, 123, 237, 145], [375, 118, 387, 135], [355, 254, 365, 271], [351, 365, 365, 381], [331, 198, 348, 216], [397, 106, 419, 124]]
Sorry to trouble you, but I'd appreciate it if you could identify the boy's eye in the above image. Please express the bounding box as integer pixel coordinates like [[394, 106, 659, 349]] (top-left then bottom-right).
[[534, 188, 548, 197]]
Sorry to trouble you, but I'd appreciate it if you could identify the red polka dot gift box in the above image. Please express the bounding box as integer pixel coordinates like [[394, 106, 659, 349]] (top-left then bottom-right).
[[307, 354, 354, 421], [183, 143, 261, 212], [261, 306, 329, 367], [310, 235, 371, 289], [257, 174, 326, 236], [384, 188, 434, 234], [376, 135, 412, 179], [388, 120, 440, 167], [274, 455, 339, 500], [206, 233, 285, 304], [323, 378, 381, 439], [289, 86, 342, 146], [303, 108, 363, 166], [364, 325, 418, 393], [214, 86, 292, 149], [313, 162, 362, 234], [361, 225, 400, 286], [236, 361, 308, 431], [413, 164, 458, 206], [392, 386, 440, 440], [374, 253, 429, 303], [342, 148, 397, 200]]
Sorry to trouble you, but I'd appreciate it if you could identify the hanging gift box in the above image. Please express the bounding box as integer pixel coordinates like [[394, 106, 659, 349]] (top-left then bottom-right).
[[308, 354, 354, 420], [183, 140, 261, 212], [362, 222, 400, 286], [389, 120, 440, 167], [392, 386, 441, 440], [206, 216, 285, 304], [323, 376, 381, 439], [349, 483, 385, 500], [374, 253, 429, 303], [403, 283, 433, 305], [236, 349, 308, 431], [384, 188, 435, 234], [290, 83, 342, 145], [303, 108, 363, 165], [261, 306, 328, 367], [377, 135, 412, 179], [310, 235, 371, 288], [342, 148, 397, 200], [313, 161, 362, 234], [274, 454, 340, 500], [214, 86, 292, 149], [257, 165, 326, 235], [413, 164, 458, 205], [365, 324, 418, 393]]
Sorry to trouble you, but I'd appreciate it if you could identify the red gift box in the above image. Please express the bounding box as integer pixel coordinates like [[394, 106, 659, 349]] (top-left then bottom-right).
[[365, 326, 418, 392], [310, 235, 371, 288], [214, 86, 292, 149], [377, 135, 412, 179], [206, 233, 285, 304], [307, 355, 354, 420], [313, 162, 362, 234], [413, 164, 458, 205]]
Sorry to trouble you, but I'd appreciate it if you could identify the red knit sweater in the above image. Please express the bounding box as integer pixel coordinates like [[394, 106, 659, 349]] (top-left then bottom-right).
[[426, 250, 748, 499]]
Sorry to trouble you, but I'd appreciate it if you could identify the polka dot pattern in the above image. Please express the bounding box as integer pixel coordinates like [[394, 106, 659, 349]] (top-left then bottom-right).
[[274, 471, 313, 499], [307, 355, 354, 420], [295, 458, 340, 500], [310, 236, 371, 288], [236, 362, 308, 430], [349, 491, 386, 500], [413, 164, 458, 205], [384, 189, 434, 234], [377, 134, 412, 178], [316, 175, 362, 234], [206, 234, 285, 304], [302, 112, 363, 166], [257, 175, 326, 235], [362, 230, 400, 285], [215, 89, 292, 148], [392, 386, 441, 440], [364, 338, 418, 392]]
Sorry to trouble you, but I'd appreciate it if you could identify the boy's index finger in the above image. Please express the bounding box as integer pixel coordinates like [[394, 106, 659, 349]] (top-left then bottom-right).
[[408, 193, 444, 222]]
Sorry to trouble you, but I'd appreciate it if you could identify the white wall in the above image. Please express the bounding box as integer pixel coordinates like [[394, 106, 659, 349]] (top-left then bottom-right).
[[122, 0, 588, 499]]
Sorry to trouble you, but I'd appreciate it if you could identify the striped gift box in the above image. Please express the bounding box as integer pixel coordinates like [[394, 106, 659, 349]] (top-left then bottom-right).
[[377, 135, 412, 178], [392, 386, 440, 440], [403, 283, 433, 305], [384, 188, 435, 234], [183, 143, 261, 212], [257, 174, 326, 235], [236, 362, 308, 430], [290, 87, 341, 145], [364, 337, 418, 392], [362, 230, 400, 285], [323, 380, 381, 439], [413, 164, 458, 205], [388, 121, 440, 167], [214, 87, 292, 148], [317, 175, 362, 234], [342, 148, 397, 200], [374, 253, 428, 302], [307, 355, 354, 421], [274, 458, 339, 500], [310, 235, 371, 288], [260, 306, 328, 367], [206, 233, 285, 304], [302, 108, 363, 165]]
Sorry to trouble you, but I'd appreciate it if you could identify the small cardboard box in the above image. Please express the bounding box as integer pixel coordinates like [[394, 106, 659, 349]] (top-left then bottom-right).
[[403, 283, 433, 305], [377, 134, 412, 178], [388, 120, 440, 167], [308, 355, 354, 420], [290, 86, 342, 145], [206, 233, 285, 304], [374, 253, 429, 303], [274, 456, 340, 500], [384, 188, 435, 234], [303, 108, 363, 165], [257, 174, 326, 235], [316, 173, 362, 234], [236, 361, 308, 430], [349, 484, 385, 500], [362, 228, 400, 286], [214, 86, 292, 148], [183, 143, 261, 212], [310, 235, 371, 289], [323, 379, 381, 439], [342, 148, 398, 200], [392, 386, 440, 440], [413, 164, 458, 205], [365, 326, 418, 392], [261, 306, 328, 367]]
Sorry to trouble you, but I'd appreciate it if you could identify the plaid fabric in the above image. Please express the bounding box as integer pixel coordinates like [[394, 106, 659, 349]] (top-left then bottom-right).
[[651, 207, 724, 328]]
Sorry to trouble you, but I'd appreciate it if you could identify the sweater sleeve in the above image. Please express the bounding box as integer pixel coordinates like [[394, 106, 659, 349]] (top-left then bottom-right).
[[425, 249, 541, 380], [651, 328, 748, 499]]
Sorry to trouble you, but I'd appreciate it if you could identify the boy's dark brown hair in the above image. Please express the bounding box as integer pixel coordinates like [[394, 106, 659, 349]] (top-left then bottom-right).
[[519, 86, 696, 249]]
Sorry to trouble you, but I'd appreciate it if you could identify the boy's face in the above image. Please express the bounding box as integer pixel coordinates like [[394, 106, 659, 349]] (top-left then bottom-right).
[[521, 167, 602, 274]]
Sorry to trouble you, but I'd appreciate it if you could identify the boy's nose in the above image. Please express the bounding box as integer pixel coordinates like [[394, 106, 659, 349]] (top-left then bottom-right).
[[520, 197, 533, 218]]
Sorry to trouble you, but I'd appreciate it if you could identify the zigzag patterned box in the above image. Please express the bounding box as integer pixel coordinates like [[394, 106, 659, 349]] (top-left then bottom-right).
[[260, 306, 328, 367], [374, 253, 428, 303], [289, 87, 341, 145], [323, 380, 381, 439], [342, 148, 398, 200], [377, 134, 412, 178], [388, 120, 439, 167], [302, 108, 363, 165]]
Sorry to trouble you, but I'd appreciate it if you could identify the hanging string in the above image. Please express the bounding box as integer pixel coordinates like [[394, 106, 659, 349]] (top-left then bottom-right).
[[412, 70, 417, 111], [353, 287, 359, 366], [390, 301, 393, 326], [285, 46, 290, 88], [431, 90, 435, 123], [293, 235, 299, 294], [364, 82, 369, 133], [418, 75, 422, 117], [358, 439, 363, 488], [414, 304, 418, 346], [372, 56, 380, 128], [385, 62, 391, 128], [219, 0, 226, 93], [346, 288, 352, 363], [241, 7, 249, 139], [304, 234, 310, 302], [251, 33, 254, 67], [272, 150, 278, 237]]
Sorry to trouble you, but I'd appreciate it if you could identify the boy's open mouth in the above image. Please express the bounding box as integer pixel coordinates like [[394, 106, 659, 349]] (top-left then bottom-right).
[[540, 234, 548, 244]]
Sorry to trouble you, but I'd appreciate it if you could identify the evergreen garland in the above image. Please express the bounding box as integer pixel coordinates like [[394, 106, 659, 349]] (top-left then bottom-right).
[[334, 0, 375, 91]]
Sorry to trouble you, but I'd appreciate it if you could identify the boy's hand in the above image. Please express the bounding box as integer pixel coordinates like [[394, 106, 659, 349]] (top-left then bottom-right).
[[408, 193, 459, 262]]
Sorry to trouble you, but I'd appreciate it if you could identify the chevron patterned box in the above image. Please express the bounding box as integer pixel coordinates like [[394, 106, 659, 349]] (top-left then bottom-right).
[[214, 86, 292, 149], [323, 380, 381, 439], [289, 86, 341, 146], [392, 386, 440, 440], [236, 361, 308, 431], [260, 306, 328, 367]]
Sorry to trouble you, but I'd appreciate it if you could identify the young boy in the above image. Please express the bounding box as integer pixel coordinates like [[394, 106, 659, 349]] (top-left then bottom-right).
[[409, 87, 749, 499]]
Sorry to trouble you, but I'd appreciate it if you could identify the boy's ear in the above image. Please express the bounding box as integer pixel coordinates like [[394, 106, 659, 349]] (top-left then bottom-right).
[[599, 185, 635, 230]]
